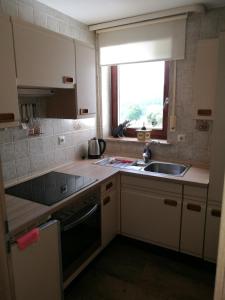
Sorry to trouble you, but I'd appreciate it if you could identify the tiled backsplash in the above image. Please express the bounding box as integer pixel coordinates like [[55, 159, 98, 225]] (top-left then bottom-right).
[[0, 118, 96, 183]]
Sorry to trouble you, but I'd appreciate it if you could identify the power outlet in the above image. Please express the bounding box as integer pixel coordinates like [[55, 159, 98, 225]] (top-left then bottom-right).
[[58, 136, 65, 145], [177, 134, 186, 142]]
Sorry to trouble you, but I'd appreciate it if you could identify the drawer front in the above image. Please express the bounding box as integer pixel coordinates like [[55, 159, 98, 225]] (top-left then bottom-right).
[[121, 175, 182, 195], [183, 185, 207, 201]]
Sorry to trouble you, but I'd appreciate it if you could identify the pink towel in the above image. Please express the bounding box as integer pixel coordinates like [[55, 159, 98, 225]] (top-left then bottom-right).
[[17, 228, 40, 250]]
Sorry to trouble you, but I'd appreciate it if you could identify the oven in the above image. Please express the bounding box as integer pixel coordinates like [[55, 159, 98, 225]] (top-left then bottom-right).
[[53, 187, 101, 281]]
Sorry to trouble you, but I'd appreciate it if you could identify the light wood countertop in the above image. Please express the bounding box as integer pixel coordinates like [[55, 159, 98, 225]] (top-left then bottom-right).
[[5, 158, 209, 237]]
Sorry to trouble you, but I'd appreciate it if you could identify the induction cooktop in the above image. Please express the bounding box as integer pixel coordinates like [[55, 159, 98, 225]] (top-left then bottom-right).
[[5, 171, 97, 206]]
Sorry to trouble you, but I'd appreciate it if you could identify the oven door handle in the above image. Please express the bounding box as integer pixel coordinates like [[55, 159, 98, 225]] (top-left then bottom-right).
[[62, 204, 98, 232]]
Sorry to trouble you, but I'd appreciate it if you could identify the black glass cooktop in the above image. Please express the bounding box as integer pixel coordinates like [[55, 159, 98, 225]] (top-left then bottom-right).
[[5, 171, 97, 206]]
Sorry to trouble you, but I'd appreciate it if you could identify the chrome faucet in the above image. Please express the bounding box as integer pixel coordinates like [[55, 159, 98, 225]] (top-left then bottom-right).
[[142, 142, 152, 164]]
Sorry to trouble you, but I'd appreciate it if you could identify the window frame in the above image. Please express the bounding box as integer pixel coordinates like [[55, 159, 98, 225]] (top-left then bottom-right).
[[111, 61, 169, 140]]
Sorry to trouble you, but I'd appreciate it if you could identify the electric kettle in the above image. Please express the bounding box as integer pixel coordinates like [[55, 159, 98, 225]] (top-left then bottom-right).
[[88, 138, 106, 159]]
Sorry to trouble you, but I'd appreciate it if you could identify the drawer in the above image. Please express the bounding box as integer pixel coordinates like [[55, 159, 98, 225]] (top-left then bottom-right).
[[101, 176, 117, 195], [184, 185, 208, 201], [121, 175, 182, 195]]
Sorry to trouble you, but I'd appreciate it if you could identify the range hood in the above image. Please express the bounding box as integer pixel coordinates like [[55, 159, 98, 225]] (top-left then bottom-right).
[[18, 88, 55, 97]]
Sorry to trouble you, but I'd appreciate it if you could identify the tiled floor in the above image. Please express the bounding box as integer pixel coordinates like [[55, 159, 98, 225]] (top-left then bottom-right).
[[65, 236, 216, 300]]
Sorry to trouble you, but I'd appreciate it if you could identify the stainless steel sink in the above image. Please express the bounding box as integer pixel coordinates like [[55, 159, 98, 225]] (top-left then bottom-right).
[[144, 161, 190, 176]]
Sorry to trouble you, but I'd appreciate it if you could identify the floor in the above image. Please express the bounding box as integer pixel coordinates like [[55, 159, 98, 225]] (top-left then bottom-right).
[[65, 236, 216, 300]]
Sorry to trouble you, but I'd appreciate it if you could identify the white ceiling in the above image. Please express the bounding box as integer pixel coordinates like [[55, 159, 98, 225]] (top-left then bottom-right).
[[37, 0, 225, 25]]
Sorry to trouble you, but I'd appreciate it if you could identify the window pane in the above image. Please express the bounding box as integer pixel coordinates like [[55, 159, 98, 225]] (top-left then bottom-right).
[[118, 61, 165, 129]]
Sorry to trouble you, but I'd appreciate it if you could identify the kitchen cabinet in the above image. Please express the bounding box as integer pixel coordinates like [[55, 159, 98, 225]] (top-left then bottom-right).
[[180, 185, 207, 257], [12, 18, 75, 89], [121, 175, 182, 250], [204, 204, 221, 262], [101, 176, 119, 247], [75, 41, 96, 117], [0, 17, 20, 127], [11, 220, 62, 300], [193, 38, 218, 120]]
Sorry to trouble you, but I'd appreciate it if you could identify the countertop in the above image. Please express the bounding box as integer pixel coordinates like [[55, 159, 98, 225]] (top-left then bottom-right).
[[5, 158, 209, 237]]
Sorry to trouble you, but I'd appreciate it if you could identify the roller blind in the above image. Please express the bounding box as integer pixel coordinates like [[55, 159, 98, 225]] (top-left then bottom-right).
[[98, 15, 187, 65]]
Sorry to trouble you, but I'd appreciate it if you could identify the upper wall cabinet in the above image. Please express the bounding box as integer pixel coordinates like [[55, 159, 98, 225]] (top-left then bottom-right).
[[12, 18, 76, 89], [0, 17, 20, 127], [75, 41, 96, 117], [193, 38, 219, 120]]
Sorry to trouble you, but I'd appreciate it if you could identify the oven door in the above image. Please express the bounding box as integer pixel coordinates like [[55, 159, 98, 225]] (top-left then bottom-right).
[[60, 202, 101, 280]]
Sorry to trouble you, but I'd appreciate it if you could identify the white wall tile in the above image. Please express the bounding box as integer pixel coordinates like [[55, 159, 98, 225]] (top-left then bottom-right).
[[2, 0, 18, 17], [34, 9, 47, 27], [47, 15, 59, 32], [18, 2, 34, 23], [2, 161, 17, 181], [54, 148, 66, 164], [0, 143, 15, 162], [0, 129, 13, 144], [15, 158, 31, 177], [14, 139, 29, 159]]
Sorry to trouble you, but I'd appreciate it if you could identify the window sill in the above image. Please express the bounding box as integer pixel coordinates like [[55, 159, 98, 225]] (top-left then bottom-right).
[[105, 136, 171, 145]]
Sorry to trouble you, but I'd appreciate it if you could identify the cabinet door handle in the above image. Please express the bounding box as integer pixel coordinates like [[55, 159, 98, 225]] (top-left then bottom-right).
[[187, 204, 201, 212], [164, 199, 177, 207], [80, 109, 89, 115], [211, 209, 221, 218], [0, 113, 14, 122], [103, 196, 111, 206], [63, 76, 74, 84], [106, 181, 113, 191], [197, 109, 212, 116]]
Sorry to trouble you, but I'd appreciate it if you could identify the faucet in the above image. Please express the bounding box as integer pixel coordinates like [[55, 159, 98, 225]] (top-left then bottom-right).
[[142, 142, 152, 164]]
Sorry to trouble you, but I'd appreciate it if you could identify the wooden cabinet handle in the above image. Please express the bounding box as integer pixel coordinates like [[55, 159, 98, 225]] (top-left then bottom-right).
[[106, 182, 113, 191], [197, 109, 212, 116], [187, 204, 201, 212], [164, 199, 177, 207], [103, 196, 111, 206], [63, 76, 74, 84], [0, 113, 14, 122], [211, 209, 221, 218], [80, 109, 89, 115]]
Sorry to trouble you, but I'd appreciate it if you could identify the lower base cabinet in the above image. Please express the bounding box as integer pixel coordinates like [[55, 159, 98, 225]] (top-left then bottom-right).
[[121, 175, 182, 250], [101, 175, 119, 248], [180, 200, 206, 257], [11, 220, 62, 300], [204, 204, 221, 262], [101, 189, 118, 247]]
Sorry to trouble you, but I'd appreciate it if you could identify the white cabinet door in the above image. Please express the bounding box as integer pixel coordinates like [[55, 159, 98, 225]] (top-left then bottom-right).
[[13, 19, 75, 89], [75, 42, 96, 117], [0, 17, 19, 124], [11, 220, 62, 300], [102, 189, 118, 247], [180, 200, 206, 257], [121, 188, 182, 250], [193, 38, 218, 120], [204, 204, 221, 262]]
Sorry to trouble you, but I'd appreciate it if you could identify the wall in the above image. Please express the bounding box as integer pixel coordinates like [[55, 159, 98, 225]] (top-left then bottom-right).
[[0, 0, 95, 44], [0, 0, 96, 185], [102, 7, 225, 166]]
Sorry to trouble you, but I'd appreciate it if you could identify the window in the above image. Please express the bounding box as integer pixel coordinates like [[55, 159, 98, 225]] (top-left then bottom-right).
[[111, 61, 169, 139]]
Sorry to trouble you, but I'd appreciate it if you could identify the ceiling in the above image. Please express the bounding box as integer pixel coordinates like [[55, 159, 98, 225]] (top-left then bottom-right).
[[37, 0, 225, 25]]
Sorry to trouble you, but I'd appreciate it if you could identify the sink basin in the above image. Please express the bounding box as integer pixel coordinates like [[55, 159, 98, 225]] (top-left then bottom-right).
[[144, 161, 190, 176]]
